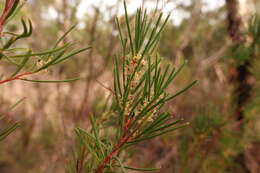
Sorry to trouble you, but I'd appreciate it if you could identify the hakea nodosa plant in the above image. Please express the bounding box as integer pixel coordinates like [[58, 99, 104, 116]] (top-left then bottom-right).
[[67, 1, 197, 173], [0, 0, 90, 140]]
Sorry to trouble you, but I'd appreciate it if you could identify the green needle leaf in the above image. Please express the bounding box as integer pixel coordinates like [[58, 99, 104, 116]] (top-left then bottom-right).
[[20, 78, 80, 83], [11, 50, 31, 77]]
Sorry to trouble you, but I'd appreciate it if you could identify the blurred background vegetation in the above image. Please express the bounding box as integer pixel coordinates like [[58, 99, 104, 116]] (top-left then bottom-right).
[[0, 0, 259, 173]]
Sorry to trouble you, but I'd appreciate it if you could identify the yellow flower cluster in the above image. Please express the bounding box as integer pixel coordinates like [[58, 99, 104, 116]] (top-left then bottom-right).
[[123, 54, 166, 123], [123, 54, 146, 119], [126, 54, 147, 90], [36, 57, 51, 74]]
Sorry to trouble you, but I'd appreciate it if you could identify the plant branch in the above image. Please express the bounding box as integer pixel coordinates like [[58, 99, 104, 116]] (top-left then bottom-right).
[[0, 0, 17, 35], [0, 72, 33, 85], [94, 135, 131, 173]]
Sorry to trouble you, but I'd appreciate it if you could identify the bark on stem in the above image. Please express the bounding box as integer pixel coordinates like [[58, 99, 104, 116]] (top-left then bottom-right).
[[94, 135, 129, 173]]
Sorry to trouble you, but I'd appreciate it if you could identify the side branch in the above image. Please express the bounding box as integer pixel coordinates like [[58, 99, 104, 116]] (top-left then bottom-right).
[[0, 72, 33, 85]]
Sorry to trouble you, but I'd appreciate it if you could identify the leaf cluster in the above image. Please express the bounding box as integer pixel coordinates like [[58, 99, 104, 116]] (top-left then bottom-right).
[[232, 15, 260, 65], [0, 1, 89, 141]]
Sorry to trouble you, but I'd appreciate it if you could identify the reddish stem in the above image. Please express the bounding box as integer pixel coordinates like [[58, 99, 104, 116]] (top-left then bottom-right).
[[94, 135, 130, 173], [94, 104, 136, 172], [0, 72, 33, 85], [0, 0, 17, 35]]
